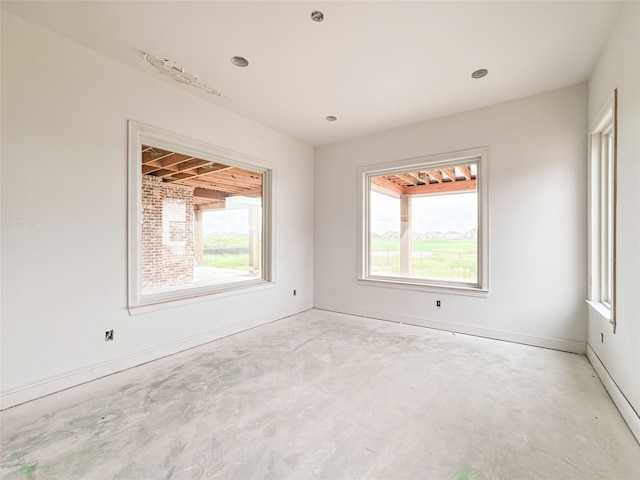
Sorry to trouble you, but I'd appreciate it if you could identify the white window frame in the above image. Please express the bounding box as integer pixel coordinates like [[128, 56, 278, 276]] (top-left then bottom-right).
[[128, 121, 275, 312], [358, 147, 489, 296], [587, 91, 616, 331]]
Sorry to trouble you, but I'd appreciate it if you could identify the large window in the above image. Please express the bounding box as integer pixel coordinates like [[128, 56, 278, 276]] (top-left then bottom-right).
[[588, 91, 616, 330], [128, 122, 274, 309], [359, 148, 488, 293]]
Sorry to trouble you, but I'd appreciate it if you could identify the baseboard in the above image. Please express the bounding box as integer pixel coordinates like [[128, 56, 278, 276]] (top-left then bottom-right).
[[314, 302, 587, 354], [587, 345, 640, 444], [1, 301, 313, 410]]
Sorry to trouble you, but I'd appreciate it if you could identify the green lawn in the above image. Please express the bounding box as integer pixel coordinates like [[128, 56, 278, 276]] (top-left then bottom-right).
[[370, 236, 477, 281], [202, 254, 252, 270], [371, 236, 476, 252], [200, 234, 476, 280], [203, 235, 249, 249]]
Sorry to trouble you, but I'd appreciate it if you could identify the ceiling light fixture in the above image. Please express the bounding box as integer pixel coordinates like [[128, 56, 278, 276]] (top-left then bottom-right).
[[231, 56, 249, 67], [311, 10, 324, 22], [471, 68, 488, 79], [325, 115, 337, 122]]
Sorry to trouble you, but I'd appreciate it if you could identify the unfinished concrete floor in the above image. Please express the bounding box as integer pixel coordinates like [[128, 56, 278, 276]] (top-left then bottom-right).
[[1, 309, 639, 480]]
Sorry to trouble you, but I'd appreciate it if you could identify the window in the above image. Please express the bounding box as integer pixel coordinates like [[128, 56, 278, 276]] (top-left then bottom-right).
[[588, 91, 616, 330], [359, 147, 488, 294], [128, 121, 274, 309]]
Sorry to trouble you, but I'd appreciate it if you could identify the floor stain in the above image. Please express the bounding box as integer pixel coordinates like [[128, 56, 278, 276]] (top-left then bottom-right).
[[219, 367, 242, 383], [19, 463, 37, 478], [452, 467, 486, 480]]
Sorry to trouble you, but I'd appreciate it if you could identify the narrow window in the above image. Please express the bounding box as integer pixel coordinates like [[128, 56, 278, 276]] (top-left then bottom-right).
[[128, 122, 274, 309], [588, 91, 616, 330], [359, 148, 488, 293]]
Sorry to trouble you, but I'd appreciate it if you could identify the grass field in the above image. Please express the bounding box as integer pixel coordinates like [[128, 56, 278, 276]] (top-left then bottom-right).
[[370, 236, 477, 281], [371, 236, 476, 252], [203, 235, 249, 249], [200, 234, 476, 280], [202, 253, 252, 270]]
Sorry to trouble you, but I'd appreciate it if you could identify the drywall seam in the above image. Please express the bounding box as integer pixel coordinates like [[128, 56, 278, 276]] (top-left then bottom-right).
[[314, 302, 586, 354], [587, 345, 640, 444], [0, 302, 313, 410]]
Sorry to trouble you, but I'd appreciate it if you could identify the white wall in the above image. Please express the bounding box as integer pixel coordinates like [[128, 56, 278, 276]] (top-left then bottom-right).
[[0, 13, 314, 408], [586, 1, 640, 437], [315, 84, 588, 353]]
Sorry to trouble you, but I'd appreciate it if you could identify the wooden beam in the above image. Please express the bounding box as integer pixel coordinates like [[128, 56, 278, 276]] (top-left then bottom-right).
[[442, 168, 457, 182], [194, 199, 227, 210], [404, 179, 476, 196], [174, 159, 212, 172], [371, 176, 404, 195], [397, 173, 419, 186], [182, 175, 262, 193], [193, 188, 227, 200], [406, 172, 423, 184], [426, 169, 443, 183], [459, 165, 472, 180], [142, 152, 195, 169]]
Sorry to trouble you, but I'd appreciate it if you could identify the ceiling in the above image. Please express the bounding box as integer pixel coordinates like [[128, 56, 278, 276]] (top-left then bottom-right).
[[2, 1, 623, 146]]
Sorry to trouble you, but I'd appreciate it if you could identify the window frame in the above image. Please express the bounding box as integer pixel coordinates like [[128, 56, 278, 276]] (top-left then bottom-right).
[[587, 90, 617, 331], [128, 121, 275, 312], [358, 147, 489, 296]]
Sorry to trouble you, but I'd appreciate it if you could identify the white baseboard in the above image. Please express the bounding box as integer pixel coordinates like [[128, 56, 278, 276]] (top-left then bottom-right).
[[587, 345, 640, 444], [1, 301, 313, 410], [314, 302, 587, 354]]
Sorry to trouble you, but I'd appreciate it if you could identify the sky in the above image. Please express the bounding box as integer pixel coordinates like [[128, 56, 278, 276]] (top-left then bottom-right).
[[201, 196, 260, 234], [371, 190, 477, 234], [199, 192, 475, 236]]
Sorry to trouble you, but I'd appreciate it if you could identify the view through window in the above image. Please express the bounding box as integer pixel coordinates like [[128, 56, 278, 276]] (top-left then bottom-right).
[[370, 186, 477, 282], [128, 121, 273, 308], [360, 148, 487, 291], [140, 145, 264, 297]]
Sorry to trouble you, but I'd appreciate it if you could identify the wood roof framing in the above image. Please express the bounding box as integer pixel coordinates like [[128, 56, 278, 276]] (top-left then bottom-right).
[[372, 165, 477, 196], [141, 145, 262, 199]]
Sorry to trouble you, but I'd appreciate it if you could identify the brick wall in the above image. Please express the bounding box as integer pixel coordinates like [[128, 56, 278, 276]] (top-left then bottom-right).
[[141, 175, 195, 290]]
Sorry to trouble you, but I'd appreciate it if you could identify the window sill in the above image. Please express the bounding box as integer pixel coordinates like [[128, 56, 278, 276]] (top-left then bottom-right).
[[129, 280, 276, 316], [586, 300, 612, 323], [358, 277, 489, 298]]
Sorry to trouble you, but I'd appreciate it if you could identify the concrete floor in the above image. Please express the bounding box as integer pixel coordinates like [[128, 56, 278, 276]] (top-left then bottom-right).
[[1, 309, 639, 480]]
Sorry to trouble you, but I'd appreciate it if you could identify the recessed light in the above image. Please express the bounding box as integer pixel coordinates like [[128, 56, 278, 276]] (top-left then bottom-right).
[[471, 68, 488, 79], [231, 56, 249, 67], [311, 10, 324, 22], [325, 115, 337, 122]]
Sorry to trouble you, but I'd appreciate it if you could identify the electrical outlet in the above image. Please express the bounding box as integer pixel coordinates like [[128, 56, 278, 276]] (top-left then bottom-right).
[[293, 289, 297, 296], [105, 330, 114, 342], [436, 300, 441, 307]]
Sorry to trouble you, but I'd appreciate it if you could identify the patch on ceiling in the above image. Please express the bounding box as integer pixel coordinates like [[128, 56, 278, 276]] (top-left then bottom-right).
[[142, 52, 223, 97]]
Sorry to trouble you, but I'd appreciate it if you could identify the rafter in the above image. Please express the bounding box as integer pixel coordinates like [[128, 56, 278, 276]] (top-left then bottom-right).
[[397, 173, 420, 186], [459, 165, 472, 180], [426, 169, 443, 183], [371, 176, 404, 195], [442, 168, 457, 182]]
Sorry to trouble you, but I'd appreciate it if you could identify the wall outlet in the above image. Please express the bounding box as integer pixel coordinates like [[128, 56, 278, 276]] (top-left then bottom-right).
[[293, 289, 297, 296], [436, 300, 441, 307], [105, 330, 114, 342]]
